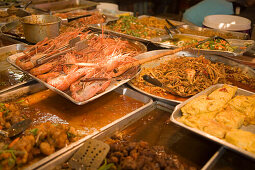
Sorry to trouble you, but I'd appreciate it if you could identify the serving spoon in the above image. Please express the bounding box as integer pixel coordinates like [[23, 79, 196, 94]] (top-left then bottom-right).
[[0, 119, 32, 138], [142, 75, 180, 96]]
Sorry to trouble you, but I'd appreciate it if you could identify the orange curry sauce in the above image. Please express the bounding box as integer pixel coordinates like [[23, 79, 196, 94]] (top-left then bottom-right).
[[21, 91, 144, 135]]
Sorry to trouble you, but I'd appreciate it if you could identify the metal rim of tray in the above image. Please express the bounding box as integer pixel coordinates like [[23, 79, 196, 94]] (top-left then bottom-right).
[[151, 35, 255, 57]]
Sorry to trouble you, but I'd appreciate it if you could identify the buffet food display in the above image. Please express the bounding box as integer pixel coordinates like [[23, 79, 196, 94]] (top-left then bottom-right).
[[0, 2, 254, 169]]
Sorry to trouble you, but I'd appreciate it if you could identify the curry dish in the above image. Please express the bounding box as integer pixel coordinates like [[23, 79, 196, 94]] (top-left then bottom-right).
[[0, 89, 144, 169]]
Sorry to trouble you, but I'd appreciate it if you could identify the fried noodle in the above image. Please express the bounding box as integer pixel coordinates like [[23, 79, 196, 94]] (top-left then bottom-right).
[[131, 56, 255, 97]]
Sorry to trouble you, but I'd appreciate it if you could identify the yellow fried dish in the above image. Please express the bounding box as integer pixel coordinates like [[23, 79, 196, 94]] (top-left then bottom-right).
[[208, 84, 237, 102], [179, 114, 229, 139], [225, 129, 255, 154], [179, 84, 255, 154], [228, 95, 255, 125], [181, 84, 237, 116], [215, 106, 245, 129]]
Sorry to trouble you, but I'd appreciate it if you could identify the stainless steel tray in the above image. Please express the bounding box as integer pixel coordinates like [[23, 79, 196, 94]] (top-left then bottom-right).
[[178, 24, 249, 40], [0, 83, 153, 169], [0, 20, 25, 41], [32, 0, 98, 13], [0, 43, 34, 94], [128, 50, 255, 105], [171, 84, 255, 160], [7, 39, 147, 105], [152, 34, 255, 57], [38, 101, 222, 169]]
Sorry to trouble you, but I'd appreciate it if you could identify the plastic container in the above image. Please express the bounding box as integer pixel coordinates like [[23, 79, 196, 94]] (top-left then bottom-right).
[[203, 15, 251, 34]]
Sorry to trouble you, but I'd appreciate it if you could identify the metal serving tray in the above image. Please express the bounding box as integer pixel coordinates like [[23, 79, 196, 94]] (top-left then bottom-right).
[[128, 50, 255, 105], [38, 101, 223, 169], [179, 24, 249, 40], [171, 84, 255, 160], [0, 83, 153, 169], [32, 0, 98, 13], [0, 20, 25, 41], [152, 35, 255, 57], [7, 38, 147, 105], [0, 43, 34, 94]]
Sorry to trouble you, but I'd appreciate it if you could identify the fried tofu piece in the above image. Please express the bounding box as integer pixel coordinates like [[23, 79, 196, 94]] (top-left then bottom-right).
[[229, 95, 255, 125], [181, 95, 225, 116], [225, 129, 255, 154], [208, 84, 237, 102], [181, 85, 237, 116], [179, 114, 229, 139], [215, 105, 245, 129]]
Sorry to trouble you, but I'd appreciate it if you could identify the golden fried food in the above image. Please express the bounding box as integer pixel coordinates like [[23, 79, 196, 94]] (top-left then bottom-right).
[[208, 84, 237, 102], [179, 114, 229, 139], [215, 106, 245, 129], [225, 129, 255, 153], [228, 95, 255, 125], [181, 85, 237, 116]]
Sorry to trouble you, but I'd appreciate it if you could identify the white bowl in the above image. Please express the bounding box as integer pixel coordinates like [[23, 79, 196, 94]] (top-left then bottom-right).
[[203, 15, 251, 31]]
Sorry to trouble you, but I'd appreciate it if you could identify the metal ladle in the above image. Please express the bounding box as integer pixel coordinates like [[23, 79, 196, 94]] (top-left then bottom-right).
[[0, 119, 32, 138], [142, 75, 180, 96]]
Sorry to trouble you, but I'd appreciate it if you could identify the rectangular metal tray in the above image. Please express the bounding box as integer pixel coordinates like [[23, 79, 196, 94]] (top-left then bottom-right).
[[32, 0, 98, 13], [151, 34, 255, 57], [128, 50, 255, 105], [0, 43, 34, 94], [0, 83, 153, 169], [178, 24, 249, 40], [38, 101, 223, 169], [6, 37, 147, 105], [171, 84, 255, 160]]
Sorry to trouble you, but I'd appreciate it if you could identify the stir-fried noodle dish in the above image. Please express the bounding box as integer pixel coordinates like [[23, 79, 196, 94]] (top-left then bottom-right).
[[131, 56, 255, 97]]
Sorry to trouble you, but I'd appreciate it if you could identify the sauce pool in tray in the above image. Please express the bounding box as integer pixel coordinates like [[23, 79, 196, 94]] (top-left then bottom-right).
[[21, 90, 145, 135]]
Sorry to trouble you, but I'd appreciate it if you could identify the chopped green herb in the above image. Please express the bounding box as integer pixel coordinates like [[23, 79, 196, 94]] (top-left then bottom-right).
[[98, 159, 114, 170], [8, 157, 15, 167], [30, 128, 38, 136], [67, 132, 76, 138]]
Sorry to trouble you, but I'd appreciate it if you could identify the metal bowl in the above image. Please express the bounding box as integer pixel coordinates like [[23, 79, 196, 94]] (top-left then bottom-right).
[[20, 15, 61, 43]]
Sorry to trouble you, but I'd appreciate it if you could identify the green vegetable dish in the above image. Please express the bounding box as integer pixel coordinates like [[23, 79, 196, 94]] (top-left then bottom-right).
[[106, 16, 164, 39]]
